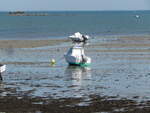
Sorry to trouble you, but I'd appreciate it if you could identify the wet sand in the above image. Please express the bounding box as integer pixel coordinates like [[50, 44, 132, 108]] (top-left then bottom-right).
[[1, 35, 150, 112], [0, 95, 150, 113], [0, 39, 68, 48]]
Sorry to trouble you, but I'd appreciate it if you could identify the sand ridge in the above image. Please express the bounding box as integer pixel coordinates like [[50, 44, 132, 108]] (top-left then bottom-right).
[[0, 39, 69, 48]]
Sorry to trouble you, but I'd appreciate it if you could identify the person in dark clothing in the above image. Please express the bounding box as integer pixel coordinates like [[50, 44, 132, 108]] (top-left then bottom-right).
[[0, 73, 2, 81], [82, 35, 88, 42]]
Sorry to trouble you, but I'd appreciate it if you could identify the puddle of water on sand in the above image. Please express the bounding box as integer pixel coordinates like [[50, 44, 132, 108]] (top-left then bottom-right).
[[1, 36, 150, 110]]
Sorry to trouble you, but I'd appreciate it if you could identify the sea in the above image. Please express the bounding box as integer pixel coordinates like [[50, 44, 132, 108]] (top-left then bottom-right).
[[0, 10, 150, 39], [1, 11, 150, 112]]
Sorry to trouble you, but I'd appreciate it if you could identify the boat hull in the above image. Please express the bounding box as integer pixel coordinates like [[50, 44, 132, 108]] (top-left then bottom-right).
[[64, 44, 91, 67], [69, 62, 91, 67]]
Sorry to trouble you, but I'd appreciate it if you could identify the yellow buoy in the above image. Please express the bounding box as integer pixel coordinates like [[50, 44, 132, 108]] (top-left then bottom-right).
[[50, 58, 56, 65]]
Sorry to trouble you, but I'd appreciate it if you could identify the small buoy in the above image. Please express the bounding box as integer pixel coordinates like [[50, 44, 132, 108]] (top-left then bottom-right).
[[135, 15, 140, 18], [50, 59, 56, 65]]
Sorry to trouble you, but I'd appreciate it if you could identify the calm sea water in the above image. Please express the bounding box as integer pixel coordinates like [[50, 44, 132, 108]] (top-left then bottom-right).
[[0, 11, 150, 39], [1, 11, 150, 112]]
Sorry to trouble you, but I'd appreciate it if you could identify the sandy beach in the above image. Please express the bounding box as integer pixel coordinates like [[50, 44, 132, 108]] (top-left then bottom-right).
[[1, 35, 150, 113], [0, 39, 68, 48], [1, 9, 150, 113]]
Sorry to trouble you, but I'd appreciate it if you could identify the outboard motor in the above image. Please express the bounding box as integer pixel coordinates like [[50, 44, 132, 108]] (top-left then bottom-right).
[[69, 32, 90, 43]]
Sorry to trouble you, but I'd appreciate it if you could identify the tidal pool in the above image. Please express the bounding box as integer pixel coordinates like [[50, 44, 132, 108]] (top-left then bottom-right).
[[1, 36, 150, 112]]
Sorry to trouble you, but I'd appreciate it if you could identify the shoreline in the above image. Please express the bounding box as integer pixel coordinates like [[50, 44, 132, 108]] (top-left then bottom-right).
[[0, 35, 150, 113], [0, 39, 69, 48], [0, 35, 150, 49]]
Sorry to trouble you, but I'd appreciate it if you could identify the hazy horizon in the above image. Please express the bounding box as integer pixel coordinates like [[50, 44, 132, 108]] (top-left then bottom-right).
[[1, 9, 150, 12], [0, 0, 150, 11]]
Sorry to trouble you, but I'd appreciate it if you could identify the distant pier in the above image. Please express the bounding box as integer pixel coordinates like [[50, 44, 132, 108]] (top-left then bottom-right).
[[8, 11, 49, 16]]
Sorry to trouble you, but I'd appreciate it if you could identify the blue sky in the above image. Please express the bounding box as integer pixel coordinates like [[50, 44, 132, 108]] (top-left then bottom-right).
[[0, 0, 149, 11]]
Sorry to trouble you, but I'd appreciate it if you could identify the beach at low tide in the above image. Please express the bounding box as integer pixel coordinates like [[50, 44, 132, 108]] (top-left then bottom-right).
[[1, 35, 150, 112]]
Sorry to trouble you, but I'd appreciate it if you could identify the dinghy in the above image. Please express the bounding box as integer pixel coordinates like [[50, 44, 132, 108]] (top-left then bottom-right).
[[0, 64, 6, 80], [65, 32, 91, 66], [0, 64, 6, 73]]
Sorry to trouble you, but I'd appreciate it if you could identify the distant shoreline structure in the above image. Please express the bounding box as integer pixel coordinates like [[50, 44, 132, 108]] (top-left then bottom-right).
[[8, 11, 49, 16]]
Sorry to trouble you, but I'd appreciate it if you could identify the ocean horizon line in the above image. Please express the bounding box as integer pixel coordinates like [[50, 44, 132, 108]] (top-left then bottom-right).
[[0, 9, 150, 12]]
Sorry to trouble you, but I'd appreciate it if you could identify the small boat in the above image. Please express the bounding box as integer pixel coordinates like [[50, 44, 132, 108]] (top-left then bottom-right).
[[65, 46, 91, 66], [0, 64, 6, 80], [135, 15, 140, 18], [65, 32, 91, 67], [0, 64, 6, 73]]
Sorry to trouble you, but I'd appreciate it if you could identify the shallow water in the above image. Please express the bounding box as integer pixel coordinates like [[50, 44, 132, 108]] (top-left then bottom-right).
[[1, 11, 150, 39], [1, 36, 150, 112]]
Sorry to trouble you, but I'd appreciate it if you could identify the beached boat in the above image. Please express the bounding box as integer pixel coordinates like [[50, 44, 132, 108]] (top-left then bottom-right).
[[0, 64, 6, 80], [0, 64, 6, 73], [64, 32, 91, 66]]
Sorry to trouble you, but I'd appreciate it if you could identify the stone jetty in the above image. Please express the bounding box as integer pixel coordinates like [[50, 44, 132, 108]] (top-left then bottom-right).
[[8, 11, 49, 16]]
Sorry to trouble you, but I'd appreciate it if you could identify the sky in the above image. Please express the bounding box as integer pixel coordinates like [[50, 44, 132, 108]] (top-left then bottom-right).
[[0, 0, 150, 11]]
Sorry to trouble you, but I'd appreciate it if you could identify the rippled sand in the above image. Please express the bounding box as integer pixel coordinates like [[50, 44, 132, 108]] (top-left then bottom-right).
[[0, 39, 68, 48], [1, 35, 150, 112]]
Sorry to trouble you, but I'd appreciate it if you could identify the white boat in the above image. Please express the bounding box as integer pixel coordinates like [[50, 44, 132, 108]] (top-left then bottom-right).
[[135, 15, 140, 18], [65, 32, 91, 66], [0, 64, 6, 80], [0, 64, 6, 73]]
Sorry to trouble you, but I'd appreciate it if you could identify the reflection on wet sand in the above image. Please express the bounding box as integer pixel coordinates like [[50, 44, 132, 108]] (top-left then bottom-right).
[[65, 66, 91, 85], [0, 82, 5, 96], [65, 66, 91, 98]]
